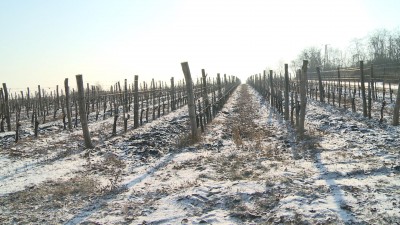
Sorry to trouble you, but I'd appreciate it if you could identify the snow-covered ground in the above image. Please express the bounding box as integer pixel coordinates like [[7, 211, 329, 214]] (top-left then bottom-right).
[[0, 84, 399, 224]]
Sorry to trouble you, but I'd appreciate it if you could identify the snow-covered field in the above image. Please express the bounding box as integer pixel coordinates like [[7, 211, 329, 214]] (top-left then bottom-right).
[[1, 84, 399, 224]]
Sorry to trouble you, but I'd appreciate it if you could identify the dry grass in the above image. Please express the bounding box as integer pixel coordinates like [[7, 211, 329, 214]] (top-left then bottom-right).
[[175, 132, 201, 149], [121, 193, 159, 222], [0, 176, 101, 224], [89, 152, 126, 191], [201, 85, 292, 181], [2, 176, 99, 206], [232, 126, 243, 148]]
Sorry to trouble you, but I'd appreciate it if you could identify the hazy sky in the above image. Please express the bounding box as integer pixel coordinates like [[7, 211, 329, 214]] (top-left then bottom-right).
[[1, 0, 399, 91]]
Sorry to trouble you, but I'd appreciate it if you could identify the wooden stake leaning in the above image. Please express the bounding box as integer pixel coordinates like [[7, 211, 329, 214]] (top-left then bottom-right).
[[76, 74, 94, 149], [181, 62, 198, 139]]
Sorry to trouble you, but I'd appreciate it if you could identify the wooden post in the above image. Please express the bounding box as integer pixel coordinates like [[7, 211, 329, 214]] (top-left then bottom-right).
[[162, 83, 166, 115], [0, 88, 4, 132], [224, 74, 227, 86], [42, 88, 47, 122], [284, 64, 290, 121], [371, 64, 375, 100], [360, 61, 367, 117], [64, 78, 72, 131], [170, 77, 176, 111], [15, 104, 21, 142], [34, 101, 39, 137], [332, 82, 336, 106], [317, 67, 324, 102], [26, 87, 30, 118], [326, 82, 330, 104], [2, 83, 11, 131], [61, 89, 67, 129], [134, 75, 139, 128], [95, 86, 100, 120], [210, 80, 214, 119], [109, 86, 113, 117], [102, 94, 107, 120], [263, 70, 267, 97], [113, 83, 120, 135], [337, 67, 342, 108], [91, 85, 96, 113], [145, 83, 149, 122], [152, 79, 156, 120], [290, 90, 294, 124], [75, 75, 94, 149], [368, 75, 372, 119], [383, 68, 386, 101], [198, 99, 204, 132], [181, 62, 198, 139], [86, 83, 90, 114], [343, 82, 347, 109], [393, 79, 400, 125], [217, 73, 222, 102], [38, 85, 42, 116], [123, 79, 128, 133], [299, 60, 308, 138], [54, 85, 60, 119], [352, 84, 356, 112], [269, 70, 274, 105], [202, 69, 210, 123], [157, 81, 161, 118]]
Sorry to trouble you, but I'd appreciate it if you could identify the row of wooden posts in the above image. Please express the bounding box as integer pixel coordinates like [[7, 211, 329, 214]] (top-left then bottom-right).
[[248, 60, 309, 138], [181, 62, 240, 138], [1, 65, 240, 148], [248, 60, 400, 136], [1, 77, 191, 141], [308, 61, 400, 124]]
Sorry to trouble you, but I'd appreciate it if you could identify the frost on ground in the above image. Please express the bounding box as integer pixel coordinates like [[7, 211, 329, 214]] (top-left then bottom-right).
[[1, 84, 399, 224]]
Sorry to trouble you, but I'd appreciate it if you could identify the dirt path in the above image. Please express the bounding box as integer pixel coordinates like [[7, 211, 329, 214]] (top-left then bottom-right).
[[65, 84, 298, 224]]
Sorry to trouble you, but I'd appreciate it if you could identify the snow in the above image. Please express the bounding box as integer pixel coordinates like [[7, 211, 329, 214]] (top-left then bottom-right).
[[0, 154, 85, 195], [1, 83, 399, 224]]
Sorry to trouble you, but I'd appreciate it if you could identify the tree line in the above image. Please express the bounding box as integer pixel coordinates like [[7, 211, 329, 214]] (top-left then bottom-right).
[[291, 28, 400, 73]]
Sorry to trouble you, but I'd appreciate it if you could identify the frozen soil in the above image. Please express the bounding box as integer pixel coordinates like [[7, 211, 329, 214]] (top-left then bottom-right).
[[1, 84, 400, 224]]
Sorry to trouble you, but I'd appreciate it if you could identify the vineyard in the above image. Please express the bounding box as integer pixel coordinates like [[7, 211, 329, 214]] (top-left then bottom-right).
[[1, 70, 239, 146], [0, 61, 400, 224]]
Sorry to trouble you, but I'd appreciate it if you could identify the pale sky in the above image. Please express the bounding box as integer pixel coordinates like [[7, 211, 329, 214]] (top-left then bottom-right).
[[0, 0, 399, 91]]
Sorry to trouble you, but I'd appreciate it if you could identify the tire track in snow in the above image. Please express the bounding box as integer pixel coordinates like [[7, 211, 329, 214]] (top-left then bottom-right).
[[304, 100, 399, 223], [65, 152, 177, 225], [250, 84, 357, 223]]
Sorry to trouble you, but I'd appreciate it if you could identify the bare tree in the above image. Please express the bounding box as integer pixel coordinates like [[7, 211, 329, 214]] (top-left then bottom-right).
[[368, 29, 389, 64], [290, 60, 299, 79], [326, 47, 347, 68], [295, 47, 322, 73], [348, 38, 367, 66], [394, 30, 400, 62]]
